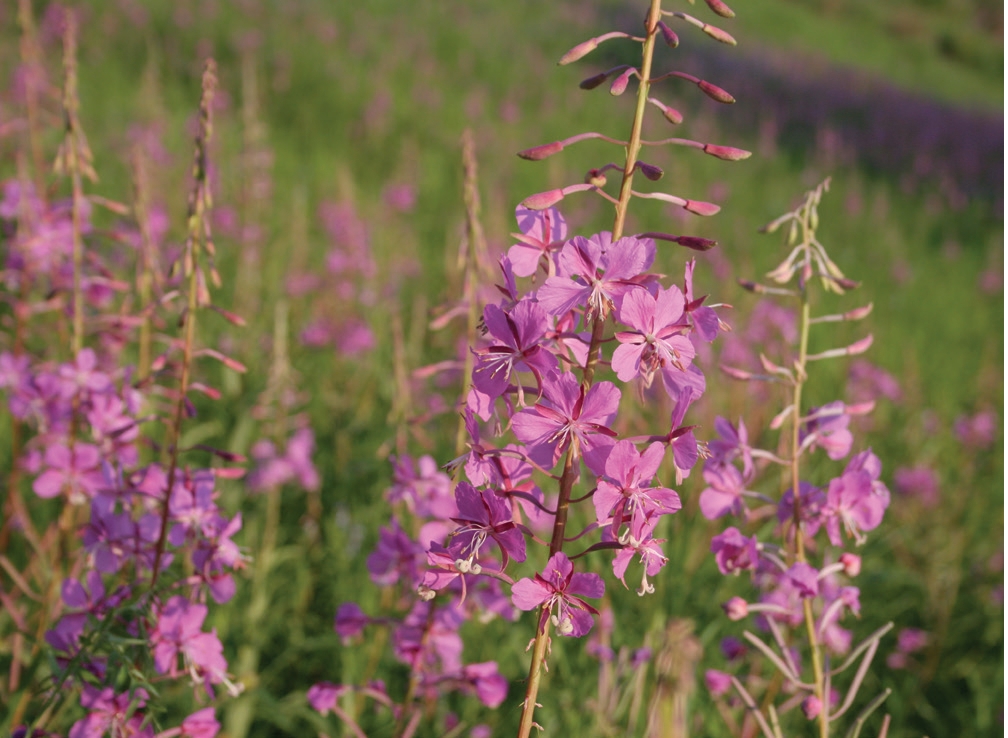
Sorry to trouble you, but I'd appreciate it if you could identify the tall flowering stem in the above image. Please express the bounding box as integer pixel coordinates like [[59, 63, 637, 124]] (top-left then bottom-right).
[[309, 3, 746, 735], [515, 2, 742, 734], [55, 12, 96, 358], [150, 59, 218, 588], [706, 179, 893, 736]]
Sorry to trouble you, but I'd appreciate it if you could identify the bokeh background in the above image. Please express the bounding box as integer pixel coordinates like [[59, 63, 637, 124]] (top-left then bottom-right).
[[0, 0, 1002, 736]]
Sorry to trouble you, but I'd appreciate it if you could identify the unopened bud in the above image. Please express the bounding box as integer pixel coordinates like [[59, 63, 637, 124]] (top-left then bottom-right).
[[846, 334, 874, 355], [672, 235, 716, 251], [836, 277, 860, 290], [189, 382, 221, 400], [522, 189, 565, 210], [703, 144, 751, 161], [705, 0, 736, 18], [702, 23, 737, 45], [801, 696, 823, 720], [580, 71, 610, 90], [657, 21, 679, 47], [723, 596, 748, 621], [684, 199, 721, 216], [663, 105, 684, 125], [610, 67, 635, 96], [737, 279, 763, 293], [585, 168, 607, 187], [559, 37, 599, 65], [637, 162, 663, 181], [698, 80, 736, 104], [518, 141, 564, 161], [840, 553, 862, 577], [720, 365, 752, 381], [844, 303, 873, 321], [211, 304, 247, 327]]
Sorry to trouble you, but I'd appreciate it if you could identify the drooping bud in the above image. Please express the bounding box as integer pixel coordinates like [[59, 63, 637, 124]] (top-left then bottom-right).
[[559, 37, 599, 65], [840, 553, 862, 577], [580, 71, 611, 90], [702, 23, 737, 46], [698, 80, 736, 104], [720, 364, 753, 380], [703, 144, 751, 161], [585, 168, 607, 188], [801, 696, 823, 720], [723, 596, 748, 621], [704, 0, 736, 18], [648, 97, 684, 125], [672, 235, 716, 250], [636, 162, 663, 181], [522, 188, 565, 210], [663, 105, 684, 125], [846, 334, 874, 355], [656, 21, 679, 47], [518, 141, 564, 161], [684, 199, 721, 216], [609, 67, 636, 96], [844, 303, 874, 321], [637, 232, 718, 251]]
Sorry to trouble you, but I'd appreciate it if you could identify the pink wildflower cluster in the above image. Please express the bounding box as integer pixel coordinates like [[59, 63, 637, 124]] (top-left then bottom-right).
[[2, 39, 240, 736], [705, 179, 895, 732]]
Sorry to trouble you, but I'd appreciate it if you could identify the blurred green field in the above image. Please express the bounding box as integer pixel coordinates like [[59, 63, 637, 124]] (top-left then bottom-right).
[[0, 0, 1002, 736]]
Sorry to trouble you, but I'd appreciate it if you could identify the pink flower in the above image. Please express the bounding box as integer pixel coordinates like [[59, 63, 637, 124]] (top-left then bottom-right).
[[32, 443, 105, 502], [471, 298, 558, 400], [69, 686, 152, 738], [511, 552, 604, 637], [507, 206, 567, 277], [710, 527, 759, 575], [449, 481, 526, 568], [512, 370, 620, 470], [150, 596, 229, 690], [537, 234, 652, 322], [612, 286, 694, 385], [593, 440, 681, 536], [705, 669, 732, 696], [893, 465, 939, 507]]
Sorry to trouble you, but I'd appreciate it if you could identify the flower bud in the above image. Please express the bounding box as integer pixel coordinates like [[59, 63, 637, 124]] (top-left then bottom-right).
[[663, 105, 684, 125], [703, 144, 752, 161], [672, 235, 716, 251], [518, 141, 564, 161], [522, 189, 565, 210], [609, 67, 636, 96], [720, 364, 753, 380], [846, 334, 874, 355], [559, 37, 599, 65], [698, 80, 736, 104], [704, 669, 732, 696], [585, 168, 607, 188], [723, 596, 748, 620], [801, 695, 822, 720], [705, 0, 736, 18], [580, 71, 610, 90], [657, 21, 679, 47], [684, 199, 721, 216], [636, 162, 663, 181], [702, 23, 737, 46], [843, 303, 874, 321]]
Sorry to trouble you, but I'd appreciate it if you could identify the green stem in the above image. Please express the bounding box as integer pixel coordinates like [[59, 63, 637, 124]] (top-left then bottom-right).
[[788, 211, 827, 738]]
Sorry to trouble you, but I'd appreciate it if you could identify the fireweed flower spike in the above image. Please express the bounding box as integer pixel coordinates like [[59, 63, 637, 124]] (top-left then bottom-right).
[[705, 180, 894, 736], [311, 3, 747, 736]]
